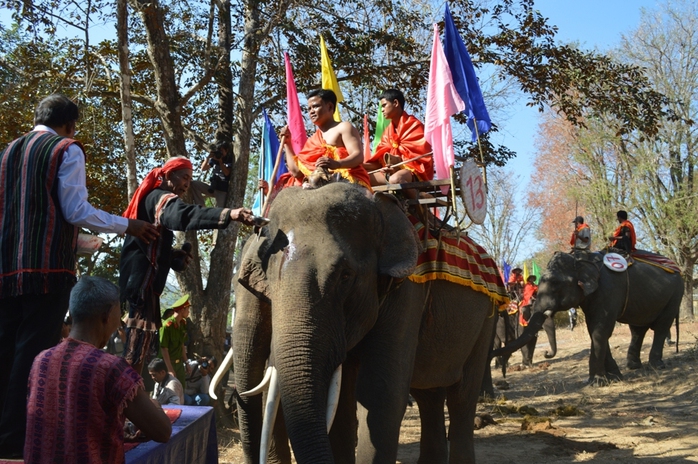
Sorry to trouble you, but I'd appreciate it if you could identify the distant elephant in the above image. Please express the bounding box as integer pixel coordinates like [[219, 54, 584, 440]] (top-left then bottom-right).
[[494, 250, 683, 385], [221, 183, 500, 463], [492, 303, 557, 374]]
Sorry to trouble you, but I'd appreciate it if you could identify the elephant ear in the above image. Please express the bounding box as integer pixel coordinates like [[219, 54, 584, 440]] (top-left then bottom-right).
[[576, 254, 602, 296], [373, 192, 420, 278], [236, 233, 272, 303]]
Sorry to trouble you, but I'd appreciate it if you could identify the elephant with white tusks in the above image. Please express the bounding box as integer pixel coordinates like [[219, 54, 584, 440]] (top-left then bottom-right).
[[493, 250, 683, 386], [211, 183, 500, 464]]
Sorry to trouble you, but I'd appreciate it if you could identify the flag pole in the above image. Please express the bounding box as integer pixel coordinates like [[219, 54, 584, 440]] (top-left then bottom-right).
[[261, 134, 286, 215], [473, 117, 488, 188], [257, 123, 266, 216]]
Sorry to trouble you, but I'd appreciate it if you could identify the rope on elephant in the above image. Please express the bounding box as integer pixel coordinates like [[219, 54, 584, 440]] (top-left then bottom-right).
[[406, 213, 509, 306]]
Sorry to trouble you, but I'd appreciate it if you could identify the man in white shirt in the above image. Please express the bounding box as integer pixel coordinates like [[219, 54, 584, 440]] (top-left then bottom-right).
[[149, 358, 184, 405], [0, 94, 158, 458]]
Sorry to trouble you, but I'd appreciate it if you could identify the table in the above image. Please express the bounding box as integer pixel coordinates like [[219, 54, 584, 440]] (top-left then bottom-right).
[[125, 405, 218, 464]]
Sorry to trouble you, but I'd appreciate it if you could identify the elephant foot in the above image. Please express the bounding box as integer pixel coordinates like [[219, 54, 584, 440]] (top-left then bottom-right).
[[587, 374, 622, 387], [627, 359, 643, 370], [649, 359, 666, 369]]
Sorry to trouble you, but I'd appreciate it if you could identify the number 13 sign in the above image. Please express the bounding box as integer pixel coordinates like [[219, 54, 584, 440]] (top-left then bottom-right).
[[459, 159, 487, 224]]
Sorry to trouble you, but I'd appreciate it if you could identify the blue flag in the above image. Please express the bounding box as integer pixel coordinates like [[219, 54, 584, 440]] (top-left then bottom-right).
[[502, 259, 511, 285], [253, 109, 286, 215], [443, 3, 492, 142]]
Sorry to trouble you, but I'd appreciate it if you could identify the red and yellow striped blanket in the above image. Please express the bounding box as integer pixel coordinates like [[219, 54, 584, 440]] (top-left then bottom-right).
[[407, 215, 509, 305]]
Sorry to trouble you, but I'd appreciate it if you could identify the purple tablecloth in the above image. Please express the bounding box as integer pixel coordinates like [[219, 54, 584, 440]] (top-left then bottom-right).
[[126, 405, 217, 464]]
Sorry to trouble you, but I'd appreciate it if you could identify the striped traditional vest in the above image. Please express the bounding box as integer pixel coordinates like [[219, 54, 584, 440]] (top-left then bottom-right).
[[0, 131, 81, 297]]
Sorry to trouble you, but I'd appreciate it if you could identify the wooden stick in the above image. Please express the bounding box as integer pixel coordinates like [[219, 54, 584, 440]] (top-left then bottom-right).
[[261, 134, 286, 214], [367, 151, 434, 175]]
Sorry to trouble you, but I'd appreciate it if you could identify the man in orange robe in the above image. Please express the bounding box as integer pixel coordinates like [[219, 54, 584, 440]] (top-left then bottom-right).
[[279, 89, 371, 190], [364, 89, 433, 189], [608, 210, 636, 252], [519, 275, 538, 327]]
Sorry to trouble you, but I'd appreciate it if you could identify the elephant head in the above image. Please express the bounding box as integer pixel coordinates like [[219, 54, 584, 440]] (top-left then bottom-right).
[[492, 251, 601, 358], [228, 183, 419, 462]]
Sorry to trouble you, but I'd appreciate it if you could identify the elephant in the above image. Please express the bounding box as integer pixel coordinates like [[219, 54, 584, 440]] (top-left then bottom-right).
[[493, 250, 683, 385], [219, 182, 501, 463], [491, 303, 557, 374]]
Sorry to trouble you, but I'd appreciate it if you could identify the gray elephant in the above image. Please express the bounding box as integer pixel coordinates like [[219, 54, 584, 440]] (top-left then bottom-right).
[[494, 250, 683, 385], [223, 183, 502, 463], [491, 305, 557, 373]]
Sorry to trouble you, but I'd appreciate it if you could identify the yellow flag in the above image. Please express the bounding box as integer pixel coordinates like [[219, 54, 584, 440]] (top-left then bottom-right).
[[320, 35, 344, 122], [523, 262, 529, 282]]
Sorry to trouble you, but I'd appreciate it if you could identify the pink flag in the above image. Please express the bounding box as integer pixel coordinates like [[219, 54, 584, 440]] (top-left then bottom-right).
[[424, 24, 465, 185], [285, 52, 307, 153]]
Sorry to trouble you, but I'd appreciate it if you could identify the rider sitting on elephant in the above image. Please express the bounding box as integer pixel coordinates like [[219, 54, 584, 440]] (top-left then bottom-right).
[[570, 215, 591, 251], [278, 89, 371, 190], [519, 275, 538, 327], [608, 210, 636, 253]]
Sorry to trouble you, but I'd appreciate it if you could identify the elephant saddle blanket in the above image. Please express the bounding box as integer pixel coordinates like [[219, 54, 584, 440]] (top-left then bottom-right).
[[630, 250, 681, 274], [407, 214, 510, 305]]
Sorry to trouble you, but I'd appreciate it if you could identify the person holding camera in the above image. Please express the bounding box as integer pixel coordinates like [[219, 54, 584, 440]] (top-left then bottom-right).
[[200, 141, 233, 206]]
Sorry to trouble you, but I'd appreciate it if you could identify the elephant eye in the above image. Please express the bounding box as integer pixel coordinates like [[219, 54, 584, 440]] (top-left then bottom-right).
[[340, 269, 353, 281]]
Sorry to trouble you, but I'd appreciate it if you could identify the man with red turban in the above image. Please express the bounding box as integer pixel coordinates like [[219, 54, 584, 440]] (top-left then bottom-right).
[[119, 156, 254, 375]]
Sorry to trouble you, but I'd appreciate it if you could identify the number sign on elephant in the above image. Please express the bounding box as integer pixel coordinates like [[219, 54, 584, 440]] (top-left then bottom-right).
[[460, 159, 487, 224]]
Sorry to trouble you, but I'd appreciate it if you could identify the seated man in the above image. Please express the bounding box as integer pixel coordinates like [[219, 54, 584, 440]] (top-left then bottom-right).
[[184, 359, 211, 406], [149, 358, 184, 405], [608, 210, 636, 253], [279, 89, 371, 190], [519, 275, 538, 327], [364, 88, 433, 193], [25, 276, 171, 463]]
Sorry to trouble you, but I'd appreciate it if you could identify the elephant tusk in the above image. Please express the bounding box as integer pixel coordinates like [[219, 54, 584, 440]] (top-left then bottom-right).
[[259, 367, 280, 464], [240, 365, 274, 398], [326, 365, 342, 433], [209, 345, 234, 401], [544, 310, 553, 317]]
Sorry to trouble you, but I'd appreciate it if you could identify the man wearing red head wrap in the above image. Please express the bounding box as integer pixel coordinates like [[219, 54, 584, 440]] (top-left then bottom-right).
[[119, 156, 254, 376]]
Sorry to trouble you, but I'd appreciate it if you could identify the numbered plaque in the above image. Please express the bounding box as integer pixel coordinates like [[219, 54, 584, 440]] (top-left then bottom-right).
[[459, 160, 487, 224]]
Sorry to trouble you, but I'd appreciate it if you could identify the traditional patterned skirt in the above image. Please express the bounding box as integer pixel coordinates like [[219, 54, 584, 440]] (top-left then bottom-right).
[[123, 290, 161, 368]]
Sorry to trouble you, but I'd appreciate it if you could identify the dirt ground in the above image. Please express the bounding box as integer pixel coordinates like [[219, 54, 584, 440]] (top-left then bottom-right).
[[217, 320, 698, 463]]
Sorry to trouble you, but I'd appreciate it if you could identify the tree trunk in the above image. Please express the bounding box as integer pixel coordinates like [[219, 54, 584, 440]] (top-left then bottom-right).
[[681, 256, 695, 320], [116, 0, 138, 198], [128, 0, 188, 159]]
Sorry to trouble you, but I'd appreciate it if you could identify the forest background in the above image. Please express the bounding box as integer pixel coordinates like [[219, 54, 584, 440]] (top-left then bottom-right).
[[1, 0, 696, 395]]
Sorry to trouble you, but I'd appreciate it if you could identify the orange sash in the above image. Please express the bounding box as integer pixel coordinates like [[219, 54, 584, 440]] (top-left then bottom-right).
[[296, 131, 371, 189], [570, 223, 589, 247], [612, 220, 636, 250], [367, 113, 433, 181]]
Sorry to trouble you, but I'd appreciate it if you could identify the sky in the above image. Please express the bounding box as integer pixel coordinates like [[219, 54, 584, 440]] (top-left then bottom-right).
[[485, 0, 660, 260], [493, 0, 659, 189]]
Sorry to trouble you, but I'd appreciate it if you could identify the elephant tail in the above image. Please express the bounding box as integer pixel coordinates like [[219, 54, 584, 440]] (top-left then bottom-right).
[[674, 315, 679, 354]]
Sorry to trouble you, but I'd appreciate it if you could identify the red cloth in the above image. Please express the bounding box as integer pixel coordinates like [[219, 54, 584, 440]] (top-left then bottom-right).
[[520, 283, 538, 307], [630, 250, 681, 273], [24, 339, 143, 464], [367, 112, 433, 181], [508, 273, 523, 285], [611, 220, 636, 251], [407, 215, 509, 304], [570, 223, 589, 247], [295, 131, 372, 189], [123, 157, 193, 219]]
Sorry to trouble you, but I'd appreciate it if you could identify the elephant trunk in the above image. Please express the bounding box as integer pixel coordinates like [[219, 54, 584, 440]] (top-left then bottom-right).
[[542, 314, 558, 358], [232, 294, 272, 462], [491, 311, 548, 358]]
